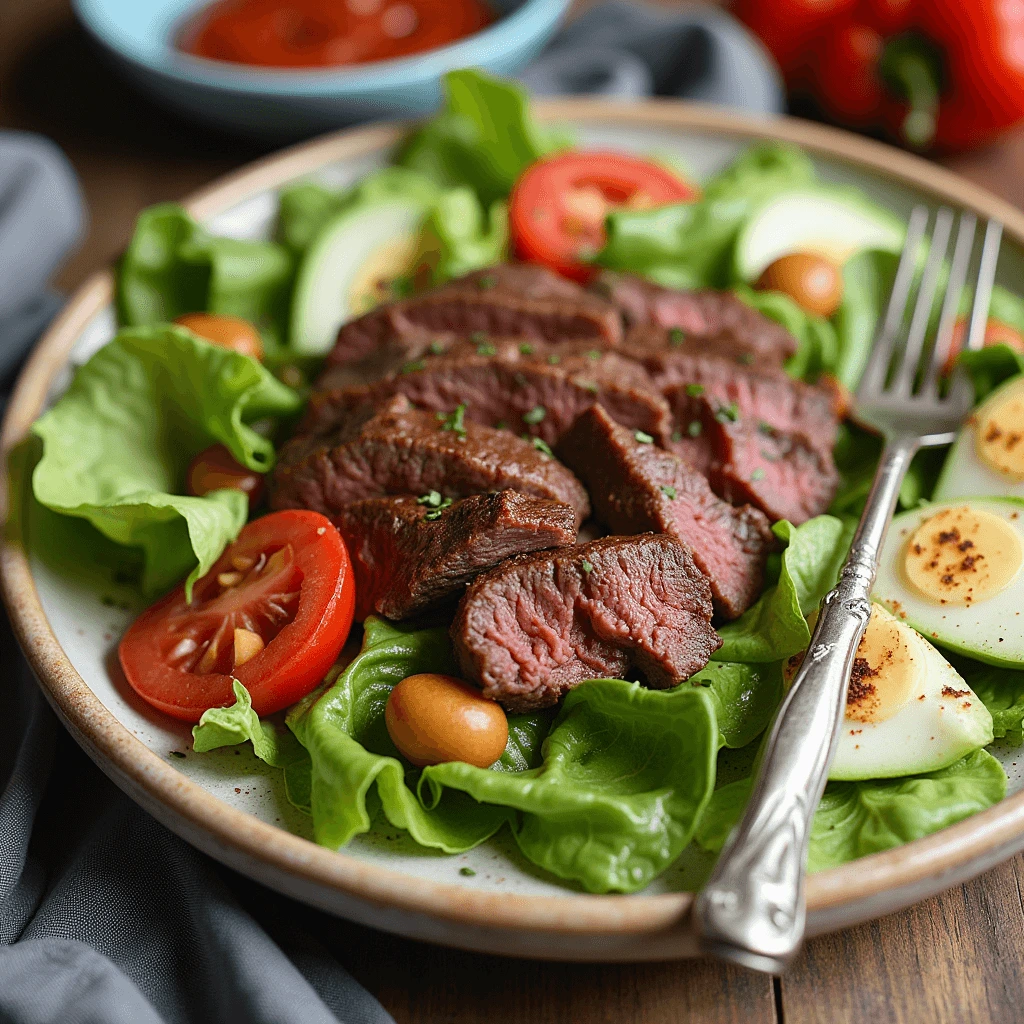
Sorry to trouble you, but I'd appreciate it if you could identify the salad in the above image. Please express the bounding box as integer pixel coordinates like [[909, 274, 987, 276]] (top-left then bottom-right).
[[27, 71, 1024, 896]]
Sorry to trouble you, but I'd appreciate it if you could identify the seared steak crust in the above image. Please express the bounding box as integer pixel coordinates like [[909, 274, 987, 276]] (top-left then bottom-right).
[[558, 405, 774, 620], [336, 491, 578, 621], [271, 397, 590, 521], [451, 534, 721, 712]]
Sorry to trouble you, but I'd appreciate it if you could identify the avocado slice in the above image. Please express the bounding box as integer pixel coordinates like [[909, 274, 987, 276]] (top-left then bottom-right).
[[734, 188, 904, 283]]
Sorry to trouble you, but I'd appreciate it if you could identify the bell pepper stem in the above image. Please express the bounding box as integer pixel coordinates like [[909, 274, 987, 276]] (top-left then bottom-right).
[[880, 38, 942, 149]]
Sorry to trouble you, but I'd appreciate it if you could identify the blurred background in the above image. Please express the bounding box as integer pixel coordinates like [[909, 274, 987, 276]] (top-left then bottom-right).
[[2, 0, 1023, 306]]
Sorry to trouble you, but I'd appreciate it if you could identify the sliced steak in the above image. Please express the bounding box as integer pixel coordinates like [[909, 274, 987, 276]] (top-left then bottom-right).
[[336, 491, 577, 621], [452, 534, 721, 711], [271, 398, 590, 521], [558, 405, 774, 620], [671, 389, 839, 524], [591, 271, 798, 364], [320, 264, 622, 386], [303, 354, 674, 446]]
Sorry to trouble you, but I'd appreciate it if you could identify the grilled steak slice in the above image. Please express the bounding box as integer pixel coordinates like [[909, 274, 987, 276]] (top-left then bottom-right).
[[320, 264, 622, 386], [303, 354, 674, 447], [670, 385, 839, 524], [558, 405, 774, 620], [591, 271, 798, 364], [271, 398, 590, 521], [336, 491, 578, 621], [452, 534, 720, 711]]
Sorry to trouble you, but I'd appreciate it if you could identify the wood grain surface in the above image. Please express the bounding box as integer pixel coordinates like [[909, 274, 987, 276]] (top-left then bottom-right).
[[4, 1, 1024, 1020]]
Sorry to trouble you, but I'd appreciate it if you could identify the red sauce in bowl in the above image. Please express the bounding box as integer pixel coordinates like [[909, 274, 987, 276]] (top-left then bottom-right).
[[179, 0, 495, 68]]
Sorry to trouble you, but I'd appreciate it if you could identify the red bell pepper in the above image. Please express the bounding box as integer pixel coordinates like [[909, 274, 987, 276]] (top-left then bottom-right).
[[734, 0, 1024, 152]]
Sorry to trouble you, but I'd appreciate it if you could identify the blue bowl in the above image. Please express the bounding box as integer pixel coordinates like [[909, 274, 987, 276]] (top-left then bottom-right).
[[72, 0, 570, 138]]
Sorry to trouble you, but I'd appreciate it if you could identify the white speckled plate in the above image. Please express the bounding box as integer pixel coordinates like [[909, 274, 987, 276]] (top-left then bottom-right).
[[6, 101, 1024, 961]]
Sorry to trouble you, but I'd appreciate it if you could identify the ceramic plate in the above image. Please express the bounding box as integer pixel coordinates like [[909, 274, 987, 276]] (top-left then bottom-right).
[[6, 101, 1024, 961]]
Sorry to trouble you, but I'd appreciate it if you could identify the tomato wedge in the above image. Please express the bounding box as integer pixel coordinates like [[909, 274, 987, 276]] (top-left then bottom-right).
[[120, 510, 354, 722], [509, 150, 698, 283]]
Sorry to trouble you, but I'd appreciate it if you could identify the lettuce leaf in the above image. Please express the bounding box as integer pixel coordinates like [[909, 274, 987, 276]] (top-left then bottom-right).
[[958, 346, 1024, 403], [423, 679, 719, 893], [118, 204, 294, 352], [398, 69, 565, 206], [422, 187, 508, 283], [193, 679, 313, 812], [715, 515, 854, 663], [597, 144, 816, 289], [695, 749, 1006, 872], [31, 325, 300, 595], [689, 660, 783, 749]]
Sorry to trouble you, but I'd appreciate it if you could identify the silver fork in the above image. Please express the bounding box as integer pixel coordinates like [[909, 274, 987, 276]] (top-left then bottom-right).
[[692, 206, 1004, 974]]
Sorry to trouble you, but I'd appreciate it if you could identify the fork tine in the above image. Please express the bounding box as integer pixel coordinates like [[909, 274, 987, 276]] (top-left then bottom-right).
[[922, 212, 976, 395], [891, 207, 953, 395], [965, 219, 1003, 353], [858, 205, 928, 397]]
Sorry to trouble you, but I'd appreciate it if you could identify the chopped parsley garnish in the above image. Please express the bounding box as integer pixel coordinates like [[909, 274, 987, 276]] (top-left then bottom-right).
[[438, 404, 467, 438], [424, 498, 454, 521], [757, 420, 774, 435], [401, 360, 426, 374], [470, 331, 489, 345], [669, 327, 685, 347], [750, 468, 766, 481], [476, 274, 496, 290], [428, 341, 445, 356], [579, 380, 600, 395], [634, 430, 654, 444], [477, 342, 497, 356], [523, 405, 546, 424], [688, 420, 702, 437], [671, 430, 683, 443], [495, 419, 508, 430], [529, 436, 554, 458], [417, 490, 444, 508], [586, 349, 601, 361], [715, 401, 740, 423], [518, 342, 535, 355], [459, 866, 477, 876], [660, 485, 677, 499], [685, 383, 705, 397], [581, 559, 594, 575], [739, 352, 755, 365], [547, 354, 561, 365]]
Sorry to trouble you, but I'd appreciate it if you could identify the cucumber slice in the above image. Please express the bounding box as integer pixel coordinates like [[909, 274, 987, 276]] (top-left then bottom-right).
[[290, 197, 428, 355], [734, 188, 904, 283]]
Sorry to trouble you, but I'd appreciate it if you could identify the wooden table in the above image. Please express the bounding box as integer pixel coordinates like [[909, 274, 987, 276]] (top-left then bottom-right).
[[4, 2, 1024, 1020]]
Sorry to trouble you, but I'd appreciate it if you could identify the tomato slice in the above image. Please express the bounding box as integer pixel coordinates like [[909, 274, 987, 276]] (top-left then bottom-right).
[[509, 150, 698, 283], [120, 510, 354, 721]]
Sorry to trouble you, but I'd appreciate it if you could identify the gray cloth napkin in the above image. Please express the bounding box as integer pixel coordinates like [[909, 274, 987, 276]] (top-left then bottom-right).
[[0, 9, 780, 1019], [521, 1, 784, 113]]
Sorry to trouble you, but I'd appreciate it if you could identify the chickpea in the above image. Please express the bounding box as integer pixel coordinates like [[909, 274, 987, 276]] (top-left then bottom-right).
[[385, 673, 508, 768], [187, 443, 264, 504], [174, 312, 263, 361], [755, 252, 844, 319]]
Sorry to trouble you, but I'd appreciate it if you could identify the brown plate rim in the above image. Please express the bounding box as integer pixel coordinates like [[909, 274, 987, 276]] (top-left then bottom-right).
[[5, 98, 1024, 940]]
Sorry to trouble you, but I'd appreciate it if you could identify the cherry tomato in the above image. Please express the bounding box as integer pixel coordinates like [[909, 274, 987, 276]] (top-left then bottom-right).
[[944, 317, 1024, 376], [187, 443, 265, 505], [119, 511, 354, 721], [509, 151, 697, 283], [174, 312, 264, 361]]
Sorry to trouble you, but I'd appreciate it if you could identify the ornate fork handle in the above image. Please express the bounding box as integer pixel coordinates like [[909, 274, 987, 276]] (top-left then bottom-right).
[[693, 434, 920, 973]]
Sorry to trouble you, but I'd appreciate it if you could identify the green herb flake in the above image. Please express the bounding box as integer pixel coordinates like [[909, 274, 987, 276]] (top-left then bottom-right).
[[477, 342, 497, 356], [495, 420, 509, 430], [518, 342, 535, 355], [581, 559, 594, 575], [751, 468, 766, 481], [579, 380, 600, 395], [523, 405, 546, 425], [757, 420, 774, 435], [715, 402, 739, 424], [470, 331, 489, 345], [402, 360, 426, 374], [634, 430, 654, 444], [459, 866, 477, 876], [671, 430, 683, 443], [530, 437, 554, 458], [438, 404, 468, 438], [417, 491, 444, 508], [424, 498, 453, 521], [586, 349, 601, 361], [688, 420, 702, 438], [428, 341, 445, 356], [739, 352, 755, 365], [660, 485, 677, 500], [669, 327, 685, 348], [685, 383, 705, 397], [547, 354, 561, 365], [476, 275, 496, 290]]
